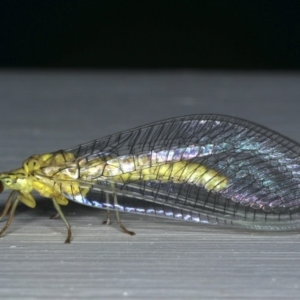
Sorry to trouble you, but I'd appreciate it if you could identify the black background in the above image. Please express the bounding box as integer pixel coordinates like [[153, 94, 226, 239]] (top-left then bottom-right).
[[1, 1, 300, 69]]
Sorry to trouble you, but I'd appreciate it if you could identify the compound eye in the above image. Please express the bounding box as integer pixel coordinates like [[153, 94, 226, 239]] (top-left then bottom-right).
[[24, 159, 40, 172], [0, 181, 3, 193]]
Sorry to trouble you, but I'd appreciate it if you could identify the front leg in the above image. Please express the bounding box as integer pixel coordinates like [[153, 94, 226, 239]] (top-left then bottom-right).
[[0, 191, 20, 237]]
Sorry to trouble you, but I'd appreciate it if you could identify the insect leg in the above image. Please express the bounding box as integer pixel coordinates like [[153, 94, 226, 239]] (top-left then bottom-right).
[[50, 212, 59, 219], [102, 193, 111, 225], [0, 190, 18, 219], [113, 191, 135, 236], [0, 191, 20, 237], [51, 198, 72, 243], [102, 210, 111, 225]]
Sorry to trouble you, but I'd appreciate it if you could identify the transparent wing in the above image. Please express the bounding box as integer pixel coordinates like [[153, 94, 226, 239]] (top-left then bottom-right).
[[52, 114, 300, 230]]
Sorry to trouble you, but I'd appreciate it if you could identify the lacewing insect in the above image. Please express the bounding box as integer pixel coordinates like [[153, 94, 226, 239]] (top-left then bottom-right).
[[0, 114, 300, 243]]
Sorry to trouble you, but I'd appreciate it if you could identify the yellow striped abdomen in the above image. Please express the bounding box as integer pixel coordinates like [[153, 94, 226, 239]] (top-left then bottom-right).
[[110, 161, 228, 192]]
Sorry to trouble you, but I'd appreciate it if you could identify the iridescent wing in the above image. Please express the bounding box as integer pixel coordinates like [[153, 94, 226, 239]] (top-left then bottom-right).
[[46, 114, 300, 230]]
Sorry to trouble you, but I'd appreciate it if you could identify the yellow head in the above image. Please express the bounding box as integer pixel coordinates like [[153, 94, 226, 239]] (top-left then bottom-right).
[[0, 169, 31, 192]]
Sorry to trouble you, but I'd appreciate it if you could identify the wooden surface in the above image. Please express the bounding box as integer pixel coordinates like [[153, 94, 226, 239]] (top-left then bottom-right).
[[0, 71, 300, 299]]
